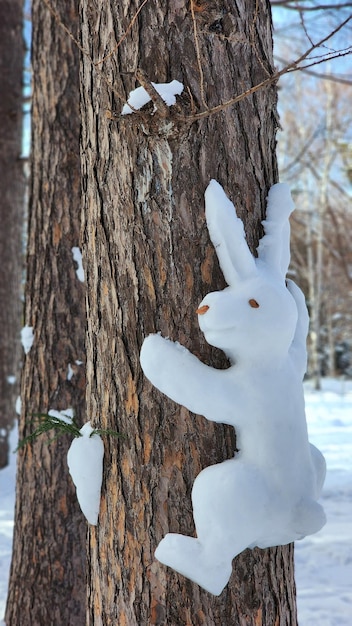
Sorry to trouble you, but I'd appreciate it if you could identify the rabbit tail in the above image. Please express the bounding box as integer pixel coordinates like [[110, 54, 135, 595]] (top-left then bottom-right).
[[292, 498, 326, 539]]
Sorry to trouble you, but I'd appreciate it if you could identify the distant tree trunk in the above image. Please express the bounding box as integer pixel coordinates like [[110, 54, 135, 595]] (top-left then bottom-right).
[[310, 79, 333, 390], [326, 258, 336, 377], [5, 1, 86, 624], [0, 0, 24, 469], [80, 2, 297, 624]]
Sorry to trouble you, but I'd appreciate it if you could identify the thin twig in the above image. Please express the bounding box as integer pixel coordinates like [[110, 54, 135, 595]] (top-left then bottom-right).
[[42, 0, 89, 60], [190, 0, 208, 110], [250, 0, 271, 78], [271, 1, 352, 10], [288, 48, 352, 72], [135, 68, 170, 117], [298, 7, 315, 48], [280, 128, 322, 174], [41, 0, 127, 104], [95, 0, 150, 67], [179, 14, 352, 122], [274, 53, 352, 85], [41, 0, 351, 124], [187, 85, 197, 114]]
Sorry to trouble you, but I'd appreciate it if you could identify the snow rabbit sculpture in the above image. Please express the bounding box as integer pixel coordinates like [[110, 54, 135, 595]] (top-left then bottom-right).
[[140, 180, 326, 596]]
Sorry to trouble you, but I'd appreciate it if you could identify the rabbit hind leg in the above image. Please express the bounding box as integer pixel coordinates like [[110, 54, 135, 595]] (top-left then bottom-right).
[[155, 533, 232, 596], [192, 459, 263, 550]]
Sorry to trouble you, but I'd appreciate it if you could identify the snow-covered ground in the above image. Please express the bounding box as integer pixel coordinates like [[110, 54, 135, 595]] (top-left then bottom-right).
[[295, 378, 352, 626], [0, 423, 17, 624], [1, 379, 351, 623]]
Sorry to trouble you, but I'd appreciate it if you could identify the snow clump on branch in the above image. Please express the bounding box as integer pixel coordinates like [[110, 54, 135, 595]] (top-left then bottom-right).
[[122, 80, 184, 115]]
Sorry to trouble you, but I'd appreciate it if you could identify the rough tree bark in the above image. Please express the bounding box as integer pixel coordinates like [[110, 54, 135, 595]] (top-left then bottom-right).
[[80, 1, 297, 625], [5, 1, 86, 624], [0, 0, 24, 469]]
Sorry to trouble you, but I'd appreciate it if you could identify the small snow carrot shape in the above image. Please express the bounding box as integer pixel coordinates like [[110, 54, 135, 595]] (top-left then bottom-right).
[[16, 410, 123, 525], [67, 422, 104, 526]]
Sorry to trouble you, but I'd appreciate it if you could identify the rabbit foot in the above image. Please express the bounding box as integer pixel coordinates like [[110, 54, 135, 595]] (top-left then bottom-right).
[[155, 533, 232, 596]]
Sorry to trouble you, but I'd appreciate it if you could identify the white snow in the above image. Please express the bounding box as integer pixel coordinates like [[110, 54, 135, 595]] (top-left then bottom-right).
[[67, 421, 104, 526], [0, 381, 351, 621], [48, 407, 74, 425], [0, 424, 17, 623], [122, 79, 184, 115], [5, 376, 16, 386], [71, 246, 85, 282], [141, 180, 325, 595], [15, 396, 21, 416], [67, 363, 74, 381], [295, 379, 352, 626], [20, 325, 33, 354]]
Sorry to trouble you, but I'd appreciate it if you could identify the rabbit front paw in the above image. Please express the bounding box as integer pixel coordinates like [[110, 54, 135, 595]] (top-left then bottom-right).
[[140, 334, 219, 416], [140, 333, 187, 399], [140, 333, 184, 384]]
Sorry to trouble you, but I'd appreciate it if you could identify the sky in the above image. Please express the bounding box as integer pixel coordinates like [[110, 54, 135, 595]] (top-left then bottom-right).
[[272, 2, 352, 79]]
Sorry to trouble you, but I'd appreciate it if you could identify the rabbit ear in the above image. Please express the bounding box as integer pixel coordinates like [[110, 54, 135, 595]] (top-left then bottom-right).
[[257, 183, 295, 278], [205, 180, 256, 286]]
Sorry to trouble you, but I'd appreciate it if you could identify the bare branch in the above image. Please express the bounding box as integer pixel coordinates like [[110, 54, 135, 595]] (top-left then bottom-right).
[[288, 48, 352, 72], [271, 1, 352, 10], [41, 0, 127, 104], [181, 14, 352, 122], [298, 6, 315, 47], [305, 157, 352, 200], [250, 0, 272, 77], [134, 68, 170, 118], [190, 0, 208, 110], [280, 128, 322, 174], [95, 0, 150, 67], [274, 54, 352, 84], [41, 0, 351, 124]]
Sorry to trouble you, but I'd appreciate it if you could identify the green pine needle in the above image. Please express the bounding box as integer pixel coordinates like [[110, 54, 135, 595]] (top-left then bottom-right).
[[15, 413, 81, 451], [15, 413, 123, 451]]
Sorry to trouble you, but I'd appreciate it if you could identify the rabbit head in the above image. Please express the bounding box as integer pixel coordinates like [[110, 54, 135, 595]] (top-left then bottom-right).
[[196, 181, 298, 364]]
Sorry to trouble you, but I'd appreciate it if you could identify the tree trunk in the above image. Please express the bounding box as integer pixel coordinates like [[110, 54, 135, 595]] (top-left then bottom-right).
[[80, 1, 297, 625], [5, 1, 86, 624], [0, 0, 24, 469]]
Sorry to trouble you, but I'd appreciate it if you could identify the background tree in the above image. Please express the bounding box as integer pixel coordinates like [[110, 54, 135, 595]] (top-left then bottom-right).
[[80, 1, 297, 624], [5, 0, 86, 623], [0, 0, 24, 469], [275, 50, 352, 385], [271, 1, 352, 386]]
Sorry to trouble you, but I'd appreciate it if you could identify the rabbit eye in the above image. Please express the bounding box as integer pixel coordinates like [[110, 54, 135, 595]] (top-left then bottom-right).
[[249, 299, 260, 308]]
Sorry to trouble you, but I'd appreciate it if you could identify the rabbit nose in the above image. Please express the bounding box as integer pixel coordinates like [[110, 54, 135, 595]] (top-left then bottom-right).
[[196, 305, 210, 315]]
